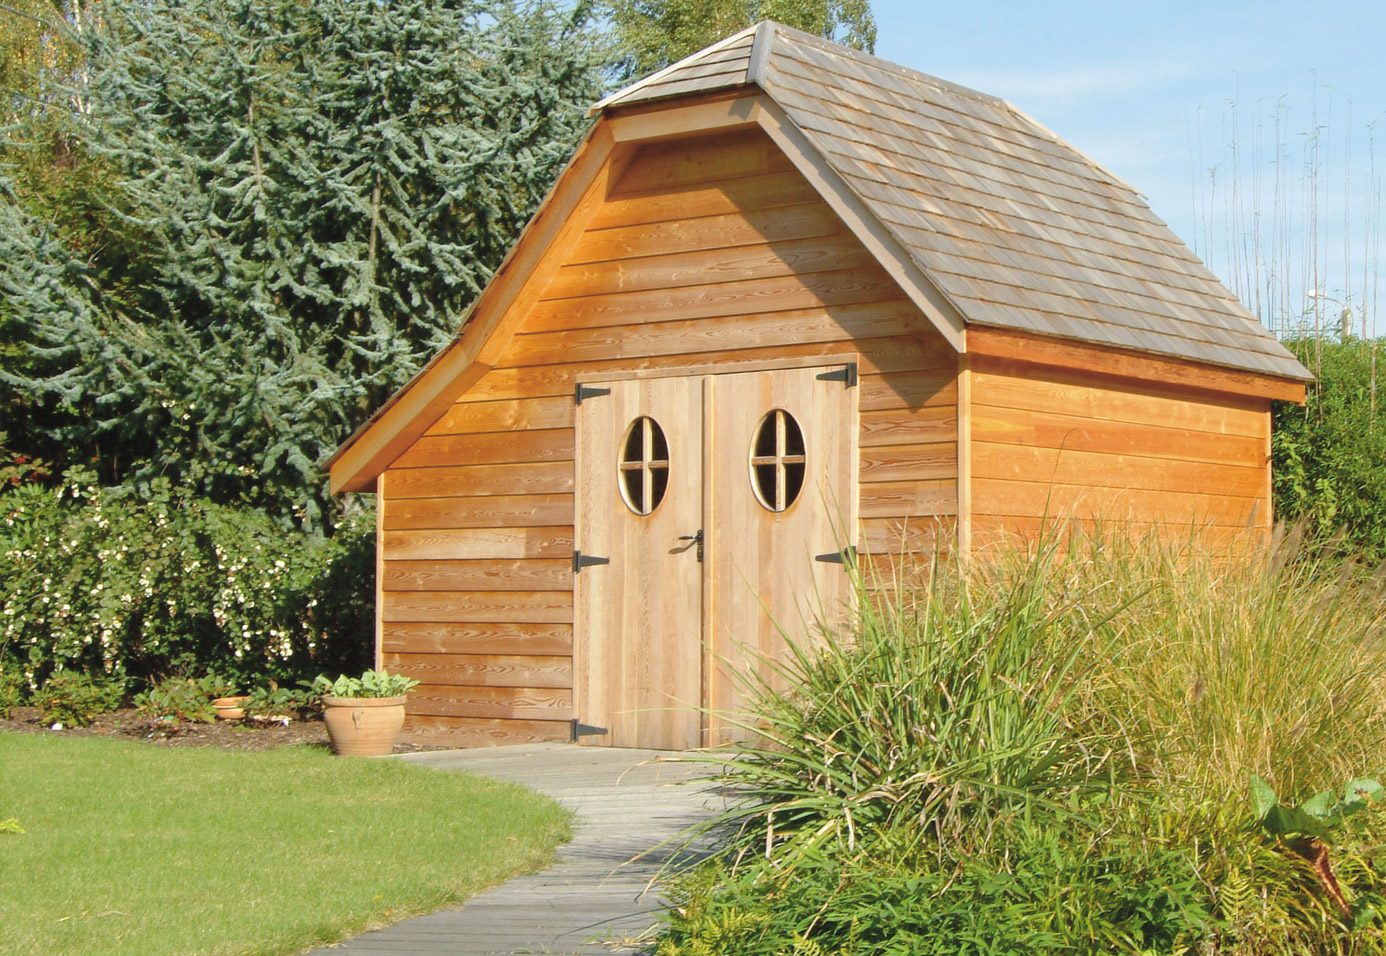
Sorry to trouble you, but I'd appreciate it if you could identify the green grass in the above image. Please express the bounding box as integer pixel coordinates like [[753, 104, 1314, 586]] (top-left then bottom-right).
[[0, 733, 571, 956]]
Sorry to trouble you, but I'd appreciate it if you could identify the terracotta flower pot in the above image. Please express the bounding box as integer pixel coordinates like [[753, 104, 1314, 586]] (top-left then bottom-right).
[[212, 696, 249, 721], [321, 695, 407, 756]]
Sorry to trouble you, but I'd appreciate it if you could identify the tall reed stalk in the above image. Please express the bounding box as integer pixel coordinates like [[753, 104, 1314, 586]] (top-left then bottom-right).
[[1066, 526, 1386, 802], [1189, 85, 1382, 408]]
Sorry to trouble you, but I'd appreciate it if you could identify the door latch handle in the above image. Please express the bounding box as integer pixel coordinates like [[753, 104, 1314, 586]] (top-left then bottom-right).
[[677, 529, 704, 562]]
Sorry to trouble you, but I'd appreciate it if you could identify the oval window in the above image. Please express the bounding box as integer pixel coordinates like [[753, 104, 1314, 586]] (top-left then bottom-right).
[[618, 416, 670, 516], [749, 409, 805, 512]]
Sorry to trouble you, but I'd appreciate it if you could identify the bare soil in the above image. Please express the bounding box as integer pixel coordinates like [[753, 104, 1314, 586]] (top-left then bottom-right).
[[0, 706, 441, 753]]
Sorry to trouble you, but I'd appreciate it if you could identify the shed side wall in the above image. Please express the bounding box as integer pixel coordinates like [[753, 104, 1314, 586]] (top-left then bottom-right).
[[969, 355, 1274, 544], [378, 128, 958, 747]]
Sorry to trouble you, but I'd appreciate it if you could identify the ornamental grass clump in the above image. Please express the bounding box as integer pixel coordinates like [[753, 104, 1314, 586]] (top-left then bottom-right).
[[661, 526, 1386, 955], [1075, 525, 1386, 803], [701, 538, 1131, 869]]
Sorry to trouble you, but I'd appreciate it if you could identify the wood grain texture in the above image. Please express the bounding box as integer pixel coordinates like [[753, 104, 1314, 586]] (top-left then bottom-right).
[[859, 406, 957, 446], [382, 559, 571, 592], [379, 128, 957, 745], [382, 622, 572, 656], [510, 301, 920, 367], [973, 477, 1263, 528], [385, 652, 572, 689], [968, 327, 1306, 402], [611, 128, 792, 194], [859, 444, 956, 482], [574, 374, 705, 751], [956, 352, 973, 557], [393, 429, 573, 469], [383, 590, 573, 624], [383, 494, 572, 531], [972, 406, 1265, 467], [970, 359, 1267, 437], [382, 527, 572, 561], [859, 369, 956, 411], [972, 442, 1267, 498], [543, 231, 871, 300], [427, 396, 574, 436], [569, 201, 843, 264], [970, 361, 1273, 537], [407, 684, 573, 720], [400, 716, 571, 746], [861, 516, 952, 553], [707, 365, 858, 745], [970, 514, 1263, 551], [587, 169, 819, 230], [859, 479, 956, 518], [374, 473, 385, 671], [387, 462, 572, 499], [463, 336, 949, 403], [525, 265, 903, 332]]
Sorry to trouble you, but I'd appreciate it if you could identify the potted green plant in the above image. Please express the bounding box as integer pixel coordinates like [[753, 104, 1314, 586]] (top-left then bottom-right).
[[312, 669, 419, 756]]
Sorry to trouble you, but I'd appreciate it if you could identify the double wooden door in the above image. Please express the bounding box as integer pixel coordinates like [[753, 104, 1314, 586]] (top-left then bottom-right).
[[574, 363, 857, 750]]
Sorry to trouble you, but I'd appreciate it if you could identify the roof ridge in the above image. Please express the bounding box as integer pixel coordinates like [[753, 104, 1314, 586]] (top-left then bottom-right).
[[746, 20, 775, 86], [590, 23, 758, 115], [760, 21, 1009, 110]]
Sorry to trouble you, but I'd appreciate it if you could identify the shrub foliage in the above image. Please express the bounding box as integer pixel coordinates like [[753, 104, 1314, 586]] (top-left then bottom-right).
[[31, 672, 127, 727], [0, 469, 374, 690], [0, 0, 609, 526], [1274, 337, 1386, 559]]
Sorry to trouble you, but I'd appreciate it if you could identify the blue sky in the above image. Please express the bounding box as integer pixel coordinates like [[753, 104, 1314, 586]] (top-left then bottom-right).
[[871, 0, 1385, 334]]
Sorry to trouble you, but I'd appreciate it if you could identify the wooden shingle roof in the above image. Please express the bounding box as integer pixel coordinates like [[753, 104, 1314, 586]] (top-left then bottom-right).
[[597, 22, 1311, 381]]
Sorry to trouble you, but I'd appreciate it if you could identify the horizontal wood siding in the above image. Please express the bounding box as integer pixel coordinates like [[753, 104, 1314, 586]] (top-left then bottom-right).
[[970, 356, 1273, 545], [380, 127, 957, 746]]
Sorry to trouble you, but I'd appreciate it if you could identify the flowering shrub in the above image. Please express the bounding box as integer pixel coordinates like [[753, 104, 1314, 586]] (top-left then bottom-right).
[[0, 469, 373, 690]]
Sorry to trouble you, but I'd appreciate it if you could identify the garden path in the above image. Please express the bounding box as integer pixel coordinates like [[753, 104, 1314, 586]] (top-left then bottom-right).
[[321, 743, 723, 955]]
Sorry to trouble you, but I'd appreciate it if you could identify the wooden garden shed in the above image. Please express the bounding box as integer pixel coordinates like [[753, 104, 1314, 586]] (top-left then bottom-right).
[[328, 22, 1312, 750]]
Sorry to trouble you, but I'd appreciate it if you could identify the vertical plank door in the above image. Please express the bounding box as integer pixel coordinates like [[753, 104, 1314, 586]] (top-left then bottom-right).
[[573, 375, 705, 750], [707, 363, 858, 743]]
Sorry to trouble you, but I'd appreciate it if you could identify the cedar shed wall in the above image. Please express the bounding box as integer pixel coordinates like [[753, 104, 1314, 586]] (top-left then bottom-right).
[[967, 354, 1273, 545], [376, 128, 958, 747]]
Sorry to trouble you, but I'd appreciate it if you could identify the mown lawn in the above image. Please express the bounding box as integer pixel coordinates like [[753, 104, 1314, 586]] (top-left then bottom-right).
[[0, 732, 570, 956]]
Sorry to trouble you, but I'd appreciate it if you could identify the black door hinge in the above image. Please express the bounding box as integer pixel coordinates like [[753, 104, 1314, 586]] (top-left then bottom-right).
[[574, 383, 612, 405], [573, 550, 610, 573], [816, 362, 858, 387], [571, 719, 609, 740], [815, 545, 858, 565]]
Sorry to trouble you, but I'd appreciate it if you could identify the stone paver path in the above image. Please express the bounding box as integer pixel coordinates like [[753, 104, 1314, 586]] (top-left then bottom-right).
[[323, 744, 723, 955]]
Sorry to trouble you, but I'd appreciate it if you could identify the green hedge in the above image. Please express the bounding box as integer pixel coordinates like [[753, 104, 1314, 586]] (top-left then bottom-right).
[[0, 468, 373, 691], [1274, 337, 1386, 559]]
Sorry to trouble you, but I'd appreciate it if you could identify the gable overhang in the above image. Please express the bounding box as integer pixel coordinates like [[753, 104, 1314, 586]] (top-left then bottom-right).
[[328, 88, 968, 494]]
